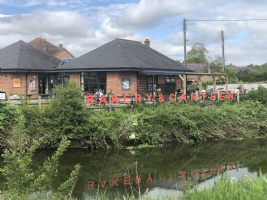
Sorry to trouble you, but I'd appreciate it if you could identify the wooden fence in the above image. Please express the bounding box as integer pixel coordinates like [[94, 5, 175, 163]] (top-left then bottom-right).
[[1, 91, 242, 110]]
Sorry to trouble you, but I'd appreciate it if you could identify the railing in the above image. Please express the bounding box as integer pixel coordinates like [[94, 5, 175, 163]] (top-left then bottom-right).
[[1, 92, 244, 110]]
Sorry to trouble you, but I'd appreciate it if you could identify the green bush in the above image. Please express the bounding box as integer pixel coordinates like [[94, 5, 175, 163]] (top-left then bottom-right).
[[42, 80, 91, 141], [0, 101, 18, 134], [241, 85, 267, 104]]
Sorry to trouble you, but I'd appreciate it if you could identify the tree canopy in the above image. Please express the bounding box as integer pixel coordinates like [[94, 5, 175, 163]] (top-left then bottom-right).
[[187, 43, 208, 64]]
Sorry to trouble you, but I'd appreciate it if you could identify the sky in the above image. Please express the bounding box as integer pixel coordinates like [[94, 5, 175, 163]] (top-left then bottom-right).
[[0, 0, 267, 66]]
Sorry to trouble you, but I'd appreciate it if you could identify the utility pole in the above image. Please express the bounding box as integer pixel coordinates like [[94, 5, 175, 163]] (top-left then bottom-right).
[[221, 30, 225, 71], [183, 18, 187, 67]]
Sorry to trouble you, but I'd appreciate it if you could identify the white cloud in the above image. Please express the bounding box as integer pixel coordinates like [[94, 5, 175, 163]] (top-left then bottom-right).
[[1, 0, 267, 65]]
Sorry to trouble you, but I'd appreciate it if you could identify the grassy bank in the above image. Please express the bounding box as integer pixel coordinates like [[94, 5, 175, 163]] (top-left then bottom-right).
[[2, 81, 267, 150]]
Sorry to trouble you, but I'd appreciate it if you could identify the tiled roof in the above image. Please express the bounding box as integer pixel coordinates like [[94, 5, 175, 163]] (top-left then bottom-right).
[[28, 38, 75, 58], [56, 38, 193, 72], [0, 40, 61, 70]]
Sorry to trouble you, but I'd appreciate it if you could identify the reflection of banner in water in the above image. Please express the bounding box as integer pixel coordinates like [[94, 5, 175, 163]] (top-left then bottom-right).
[[87, 163, 237, 189]]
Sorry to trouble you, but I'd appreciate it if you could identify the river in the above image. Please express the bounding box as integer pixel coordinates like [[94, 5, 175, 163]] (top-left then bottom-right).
[[1, 139, 267, 199]]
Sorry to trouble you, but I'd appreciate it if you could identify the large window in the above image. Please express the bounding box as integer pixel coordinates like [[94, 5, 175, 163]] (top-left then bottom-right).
[[165, 76, 175, 83], [147, 76, 158, 92], [81, 72, 106, 93]]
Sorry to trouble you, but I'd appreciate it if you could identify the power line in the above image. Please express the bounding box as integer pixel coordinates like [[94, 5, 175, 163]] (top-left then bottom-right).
[[225, 42, 244, 66], [187, 19, 267, 21]]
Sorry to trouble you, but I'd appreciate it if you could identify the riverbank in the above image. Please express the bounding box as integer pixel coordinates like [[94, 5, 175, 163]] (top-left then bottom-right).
[[2, 100, 267, 151], [1, 82, 267, 151]]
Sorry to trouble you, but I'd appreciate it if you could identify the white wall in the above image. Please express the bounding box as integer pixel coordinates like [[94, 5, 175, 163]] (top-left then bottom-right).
[[207, 83, 267, 91]]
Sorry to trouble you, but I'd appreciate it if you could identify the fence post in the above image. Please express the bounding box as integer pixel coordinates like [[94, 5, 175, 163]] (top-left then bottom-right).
[[28, 87, 31, 107], [8, 96, 10, 104], [153, 92, 156, 107], [131, 94, 133, 111], [175, 92, 177, 102], [84, 96, 87, 109], [109, 95, 112, 111], [239, 90, 241, 104], [217, 90, 220, 101], [39, 96, 41, 109], [196, 91, 198, 103], [45, 89, 48, 104]]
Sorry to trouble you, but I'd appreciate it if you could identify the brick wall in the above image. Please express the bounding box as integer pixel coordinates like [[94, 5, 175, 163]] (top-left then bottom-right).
[[0, 72, 38, 98], [69, 72, 80, 86], [158, 75, 165, 85], [107, 71, 137, 95], [137, 74, 147, 94], [174, 75, 182, 90], [56, 49, 74, 60]]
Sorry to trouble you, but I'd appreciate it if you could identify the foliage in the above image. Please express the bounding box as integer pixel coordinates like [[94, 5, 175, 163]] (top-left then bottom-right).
[[1, 111, 80, 199], [3, 81, 267, 150], [42, 80, 91, 140], [202, 54, 225, 73], [235, 67, 257, 76], [0, 101, 18, 134], [186, 43, 208, 64], [241, 85, 267, 104], [238, 71, 267, 82], [189, 84, 198, 93], [181, 170, 267, 200], [216, 67, 239, 84], [247, 63, 267, 74]]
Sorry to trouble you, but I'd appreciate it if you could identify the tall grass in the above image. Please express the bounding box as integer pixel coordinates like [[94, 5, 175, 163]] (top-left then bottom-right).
[[87, 169, 267, 200]]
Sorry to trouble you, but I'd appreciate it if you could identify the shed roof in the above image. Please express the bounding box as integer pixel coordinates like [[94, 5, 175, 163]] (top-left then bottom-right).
[[0, 40, 61, 71], [56, 38, 193, 72]]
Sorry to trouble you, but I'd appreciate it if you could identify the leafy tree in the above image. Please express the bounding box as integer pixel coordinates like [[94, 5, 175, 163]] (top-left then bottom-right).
[[187, 43, 208, 64], [216, 67, 239, 84], [203, 54, 225, 73]]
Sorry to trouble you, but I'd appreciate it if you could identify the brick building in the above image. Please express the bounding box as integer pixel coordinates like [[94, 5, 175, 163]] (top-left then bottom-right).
[[1, 38, 193, 99], [28, 38, 75, 60], [55, 38, 193, 96], [0, 40, 62, 99]]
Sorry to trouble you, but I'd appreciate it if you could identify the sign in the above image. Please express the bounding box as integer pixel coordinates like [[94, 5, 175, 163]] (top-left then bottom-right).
[[87, 93, 235, 104], [121, 78, 131, 90], [13, 78, 20, 87], [0, 92, 6, 100], [29, 79, 36, 90]]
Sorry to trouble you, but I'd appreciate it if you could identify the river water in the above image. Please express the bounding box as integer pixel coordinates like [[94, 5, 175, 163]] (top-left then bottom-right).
[[1, 139, 267, 199]]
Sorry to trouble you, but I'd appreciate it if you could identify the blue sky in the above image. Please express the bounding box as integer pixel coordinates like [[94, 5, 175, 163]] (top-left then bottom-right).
[[1, 0, 267, 65]]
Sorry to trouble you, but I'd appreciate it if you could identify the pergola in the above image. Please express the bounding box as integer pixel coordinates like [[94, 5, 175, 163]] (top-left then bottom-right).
[[179, 72, 229, 95]]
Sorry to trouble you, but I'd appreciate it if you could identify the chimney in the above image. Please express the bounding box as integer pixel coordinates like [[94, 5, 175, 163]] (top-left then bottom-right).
[[58, 44, 63, 48], [144, 39, 150, 47]]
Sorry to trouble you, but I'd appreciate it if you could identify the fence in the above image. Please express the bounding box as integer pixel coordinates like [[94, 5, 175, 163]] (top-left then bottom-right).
[[1, 91, 243, 110]]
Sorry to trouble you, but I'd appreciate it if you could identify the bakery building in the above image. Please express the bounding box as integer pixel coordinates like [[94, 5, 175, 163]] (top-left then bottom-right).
[[0, 38, 194, 99]]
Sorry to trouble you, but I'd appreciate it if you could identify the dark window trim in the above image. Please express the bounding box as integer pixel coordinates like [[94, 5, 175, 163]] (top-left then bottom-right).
[[147, 75, 158, 92], [80, 72, 107, 93]]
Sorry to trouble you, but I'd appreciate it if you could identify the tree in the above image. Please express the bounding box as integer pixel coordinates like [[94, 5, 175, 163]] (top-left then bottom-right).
[[203, 54, 224, 73], [187, 43, 208, 64]]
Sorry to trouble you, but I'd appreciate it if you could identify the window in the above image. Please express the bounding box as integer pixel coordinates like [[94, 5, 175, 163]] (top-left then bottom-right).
[[165, 76, 175, 83], [81, 72, 107, 93], [147, 76, 158, 92]]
